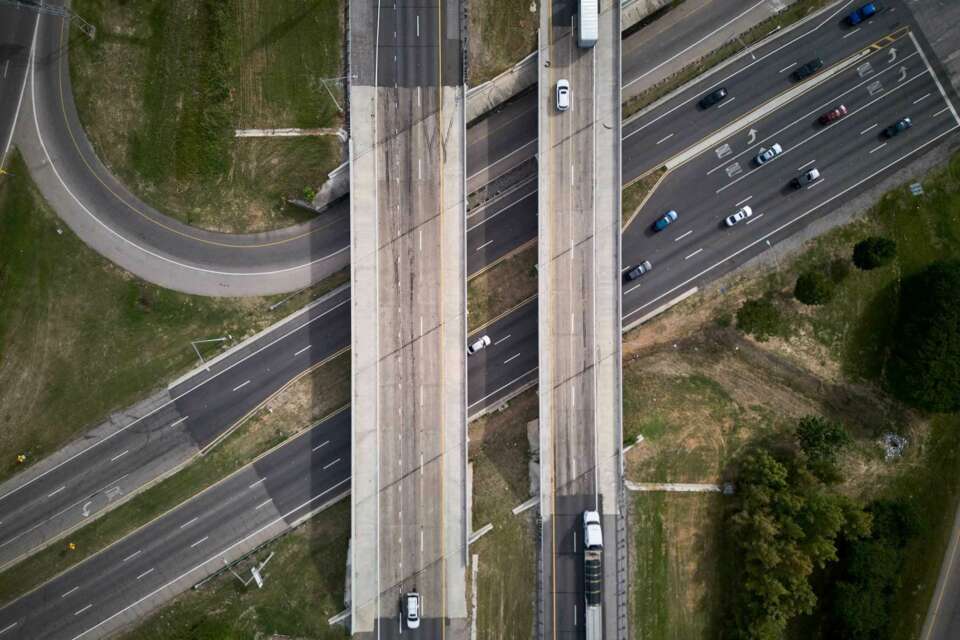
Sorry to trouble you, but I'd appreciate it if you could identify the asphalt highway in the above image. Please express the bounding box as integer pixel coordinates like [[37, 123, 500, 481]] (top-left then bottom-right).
[[0, 5, 36, 168], [2, 1, 959, 637]]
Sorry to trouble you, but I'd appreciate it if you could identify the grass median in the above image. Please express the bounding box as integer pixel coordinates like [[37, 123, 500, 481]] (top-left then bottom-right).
[[0, 351, 350, 607], [70, 0, 345, 233], [0, 151, 346, 485], [468, 242, 538, 332], [467, 0, 538, 86]]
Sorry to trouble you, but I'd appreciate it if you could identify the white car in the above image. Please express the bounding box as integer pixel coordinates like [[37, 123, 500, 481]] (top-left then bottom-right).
[[754, 143, 783, 165], [725, 205, 753, 227], [404, 592, 421, 629], [556, 79, 570, 112], [467, 335, 491, 355], [583, 510, 603, 549]]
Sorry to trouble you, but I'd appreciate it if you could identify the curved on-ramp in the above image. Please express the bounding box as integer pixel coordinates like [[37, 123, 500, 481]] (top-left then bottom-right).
[[14, 10, 351, 296]]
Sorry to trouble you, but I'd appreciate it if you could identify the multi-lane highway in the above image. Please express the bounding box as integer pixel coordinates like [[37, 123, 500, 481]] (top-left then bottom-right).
[[1, 1, 959, 637], [0, 4, 34, 170]]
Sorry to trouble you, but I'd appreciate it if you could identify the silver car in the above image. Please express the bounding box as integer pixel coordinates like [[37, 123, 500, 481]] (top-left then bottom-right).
[[754, 143, 783, 165], [725, 205, 753, 227]]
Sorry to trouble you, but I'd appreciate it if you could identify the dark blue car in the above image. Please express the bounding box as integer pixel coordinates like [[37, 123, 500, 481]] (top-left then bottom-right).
[[847, 2, 877, 25], [653, 209, 678, 231]]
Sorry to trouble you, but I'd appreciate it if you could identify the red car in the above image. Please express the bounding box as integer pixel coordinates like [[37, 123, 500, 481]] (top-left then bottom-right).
[[819, 104, 848, 125]]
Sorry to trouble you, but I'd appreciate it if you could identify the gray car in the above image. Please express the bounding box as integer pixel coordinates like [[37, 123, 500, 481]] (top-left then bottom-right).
[[624, 260, 652, 281]]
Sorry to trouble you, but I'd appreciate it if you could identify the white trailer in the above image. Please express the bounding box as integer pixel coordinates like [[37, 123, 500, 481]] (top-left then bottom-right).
[[578, 0, 598, 48]]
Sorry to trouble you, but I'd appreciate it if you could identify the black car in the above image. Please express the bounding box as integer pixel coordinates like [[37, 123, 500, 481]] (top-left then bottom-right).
[[698, 87, 728, 109], [624, 260, 653, 281], [792, 57, 824, 81], [883, 117, 913, 138]]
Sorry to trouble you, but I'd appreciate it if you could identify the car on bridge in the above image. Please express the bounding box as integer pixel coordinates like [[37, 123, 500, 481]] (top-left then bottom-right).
[[624, 260, 653, 281], [556, 80, 570, 112], [404, 592, 421, 629], [653, 209, 678, 231]]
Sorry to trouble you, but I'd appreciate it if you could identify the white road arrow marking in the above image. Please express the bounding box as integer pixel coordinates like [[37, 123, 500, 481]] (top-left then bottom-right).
[[888, 47, 897, 64], [747, 128, 758, 145], [81, 501, 92, 517], [898, 65, 907, 82]]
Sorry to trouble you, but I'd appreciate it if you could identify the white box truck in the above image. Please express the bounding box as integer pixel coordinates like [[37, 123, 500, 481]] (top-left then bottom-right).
[[578, 0, 598, 48], [583, 510, 603, 640]]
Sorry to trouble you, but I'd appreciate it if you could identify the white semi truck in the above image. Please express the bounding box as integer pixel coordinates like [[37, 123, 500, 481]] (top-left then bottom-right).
[[578, 0, 598, 48], [583, 510, 603, 639]]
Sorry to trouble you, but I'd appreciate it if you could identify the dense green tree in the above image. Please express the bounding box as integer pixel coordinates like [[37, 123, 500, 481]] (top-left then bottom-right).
[[795, 416, 851, 482], [886, 260, 960, 411], [794, 271, 835, 305], [852, 236, 897, 270], [736, 297, 786, 342], [728, 449, 868, 639]]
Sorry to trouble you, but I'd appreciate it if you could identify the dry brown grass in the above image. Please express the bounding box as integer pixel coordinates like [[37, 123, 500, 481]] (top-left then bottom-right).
[[468, 0, 538, 86], [468, 243, 538, 331]]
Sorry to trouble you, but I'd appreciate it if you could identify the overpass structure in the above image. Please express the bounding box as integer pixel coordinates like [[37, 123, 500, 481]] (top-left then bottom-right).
[[349, 0, 468, 636], [538, 0, 623, 637]]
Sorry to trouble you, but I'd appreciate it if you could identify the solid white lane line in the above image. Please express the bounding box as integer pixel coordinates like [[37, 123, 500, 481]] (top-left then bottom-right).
[[74, 604, 93, 616], [778, 62, 798, 73], [842, 27, 860, 38], [312, 440, 330, 452], [656, 133, 674, 145], [797, 159, 816, 171], [169, 416, 188, 428], [122, 550, 142, 563], [2, 60, 8, 79], [716, 69, 929, 194], [255, 498, 272, 511], [48, 486, 66, 498], [465, 139, 537, 184], [248, 478, 265, 489], [807, 179, 825, 189], [294, 345, 311, 356], [913, 92, 931, 104], [180, 517, 198, 529], [61, 586, 80, 598], [504, 353, 521, 364], [0, 622, 17, 635], [933, 107, 950, 117], [624, 126, 960, 321], [705, 52, 921, 176], [110, 450, 128, 463], [190, 536, 209, 548], [323, 458, 341, 470], [136, 568, 154, 580], [746, 212, 764, 225], [860, 124, 878, 135], [869, 142, 887, 154], [232, 380, 251, 392], [684, 248, 703, 260], [493, 334, 511, 345], [623, 0, 768, 88], [735, 196, 753, 206], [674, 230, 693, 242], [476, 240, 494, 251]]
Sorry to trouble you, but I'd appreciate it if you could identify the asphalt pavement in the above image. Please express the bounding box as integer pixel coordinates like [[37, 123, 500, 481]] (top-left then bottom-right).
[[0, 4, 36, 168], [3, 1, 959, 637]]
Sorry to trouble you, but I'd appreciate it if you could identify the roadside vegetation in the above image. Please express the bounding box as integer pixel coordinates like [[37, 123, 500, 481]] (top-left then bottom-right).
[[118, 501, 350, 640], [468, 243, 538, 332], [0, 353, 350, 607], [70, 0, 345, 233], [470, 390, 538, 640], [0, 151, 346, 485], [467, 0, 538, 86], [622, 0, 832, 118], [622, 167, 666, 229], [624, 150, 960, 639]]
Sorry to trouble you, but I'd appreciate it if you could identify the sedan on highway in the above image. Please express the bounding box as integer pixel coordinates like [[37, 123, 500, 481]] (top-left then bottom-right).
[[653, 209, 678, 231], [754, 143, 783, 165], [819, 104, 848, 124], [791, 168, 821, 189], [624, 260, 652, 281], [883, 117, 913, 138], [698, 87, 728, 109], [847, 2, 877, 25], [467, 335, 491, 355], [725, 205, 753, 227], [792, 57, 823, 81]]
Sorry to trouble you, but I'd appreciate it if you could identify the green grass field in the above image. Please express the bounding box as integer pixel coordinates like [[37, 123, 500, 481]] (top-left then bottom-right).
[[70, 0, 344, 232], [0, 151, 345, 484], [467, 0, 538, 86]]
